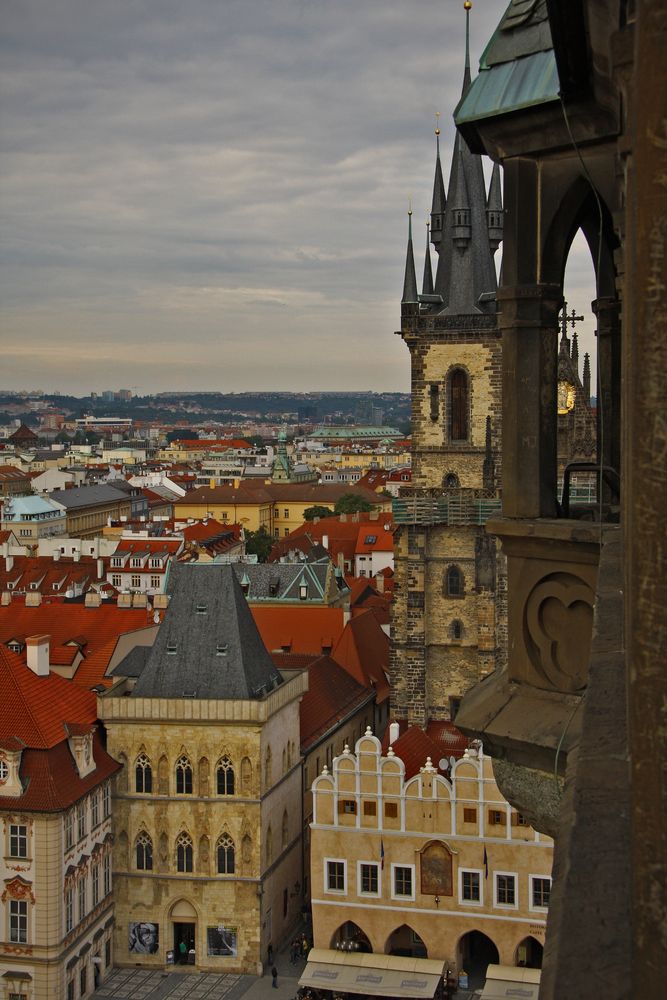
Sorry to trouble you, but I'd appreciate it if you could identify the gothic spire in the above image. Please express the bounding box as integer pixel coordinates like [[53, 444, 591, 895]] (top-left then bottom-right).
[[583, 352, 591, 401], [422, 222, 434, 295], [487, 162, 503, 253], [430, 119, 447, 250], [572, 330, 580, 369], [463, 0, 472, 95], [401, 209, 418, 305]]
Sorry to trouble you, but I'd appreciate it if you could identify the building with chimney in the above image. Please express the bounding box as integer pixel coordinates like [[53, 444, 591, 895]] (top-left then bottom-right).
[[390, 4, 505, 728], [0, 642, 119, 1000], [99, 563, 307, 974]]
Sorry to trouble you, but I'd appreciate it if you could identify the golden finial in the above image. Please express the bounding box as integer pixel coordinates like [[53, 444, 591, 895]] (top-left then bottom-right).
[[408, 197, 413, 217], [434, 111, 441, 137], [464, 1, 472, 10]]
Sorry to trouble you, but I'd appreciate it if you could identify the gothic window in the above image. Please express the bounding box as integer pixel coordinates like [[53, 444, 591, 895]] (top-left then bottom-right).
[[241, 756, 252, 794], [136, 832, 153, 871], [216, 834, 235, 874], [443, 472, 460, 489], [445, 565, 464, 597], [216, 756, 235, 795], [175, 755, 193, 795], [176, 832, 193, 873], [451, 619, 464, 640], [449, 368, 469, 441], [135, 754, 152, 793]]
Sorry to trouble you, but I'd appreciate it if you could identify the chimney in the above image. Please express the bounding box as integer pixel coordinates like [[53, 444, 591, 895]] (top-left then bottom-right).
[[53, 548, 61, 561], [5, 555, 13, 572], [389, 720, 400, 746], [26, 635, 50, 676], [322, 534, 329, 550], [97, 558, 104, 578], [73, 549, 81, 562], [374, 573, 385, 593]]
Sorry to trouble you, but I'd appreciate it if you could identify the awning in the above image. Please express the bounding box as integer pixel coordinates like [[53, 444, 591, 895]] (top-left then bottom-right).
[[299, 949, 445, 999], [480, 964, 541, 1000]]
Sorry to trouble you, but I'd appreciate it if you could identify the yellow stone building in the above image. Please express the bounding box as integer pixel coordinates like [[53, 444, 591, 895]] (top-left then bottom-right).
[[99, 563, 308, 974], [308, 731, 552, 987]]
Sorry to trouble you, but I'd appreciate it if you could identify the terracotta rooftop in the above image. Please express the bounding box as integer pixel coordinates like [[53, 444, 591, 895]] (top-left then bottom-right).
[[252, 606, 345, 655], [299, 654, 373, 751]]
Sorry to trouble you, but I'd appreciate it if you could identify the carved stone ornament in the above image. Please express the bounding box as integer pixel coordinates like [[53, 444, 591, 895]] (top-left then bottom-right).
[[524, 572, 595, 692], [2, 876, 35, 905]]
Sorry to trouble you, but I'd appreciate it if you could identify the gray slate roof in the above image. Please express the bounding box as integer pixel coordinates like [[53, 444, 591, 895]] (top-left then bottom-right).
[[49, 484, 131, 510], [131, 563, 283, 700], [230, 561, 330, 602]]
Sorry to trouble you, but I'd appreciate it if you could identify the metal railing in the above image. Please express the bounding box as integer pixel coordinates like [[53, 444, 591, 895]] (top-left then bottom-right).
[[392, 488, 502, 526]]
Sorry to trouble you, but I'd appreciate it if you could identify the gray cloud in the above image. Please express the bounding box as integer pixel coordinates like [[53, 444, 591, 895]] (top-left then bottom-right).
[[1, 1, 596, 393]]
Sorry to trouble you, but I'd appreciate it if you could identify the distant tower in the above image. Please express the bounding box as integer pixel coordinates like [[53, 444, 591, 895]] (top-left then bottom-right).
[[391, 1, 505, 726]]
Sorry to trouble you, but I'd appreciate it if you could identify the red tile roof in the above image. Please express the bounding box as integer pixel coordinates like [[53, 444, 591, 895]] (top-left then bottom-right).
[[332, 609, 390, 702], [299, 655, 373, 751], [381, 720, 470, 778], [252, 606, 345, 655], [0, 645, 97, 749]]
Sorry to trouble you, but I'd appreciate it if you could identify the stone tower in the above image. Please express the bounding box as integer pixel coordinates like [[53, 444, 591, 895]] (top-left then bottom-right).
[[390, 5, 505, 727]]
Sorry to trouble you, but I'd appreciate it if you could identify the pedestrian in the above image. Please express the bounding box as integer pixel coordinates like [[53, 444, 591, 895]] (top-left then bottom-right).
[[178, 939, 187, 964], [301, 934, 308, 958], [271, 965, 278, 989], [290, 940, 297, 965]]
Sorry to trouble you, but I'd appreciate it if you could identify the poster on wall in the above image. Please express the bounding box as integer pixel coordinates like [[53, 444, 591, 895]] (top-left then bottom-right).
[[207, 925, 238, 957], [129, 922, 159, 954]]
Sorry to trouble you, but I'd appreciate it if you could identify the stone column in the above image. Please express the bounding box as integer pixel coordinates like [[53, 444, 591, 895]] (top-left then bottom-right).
[[593, 296, 621, 489], [496, 284, 562, 518]]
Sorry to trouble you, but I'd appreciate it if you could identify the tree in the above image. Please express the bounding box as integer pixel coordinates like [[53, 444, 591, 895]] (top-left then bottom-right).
[[303, 505, 334, 521], [334, 493, 374, 515], [244, 527, 273, 563]]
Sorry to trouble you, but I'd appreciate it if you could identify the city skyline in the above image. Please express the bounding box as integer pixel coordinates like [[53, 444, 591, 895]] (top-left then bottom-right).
[[1, 1, 597, 394]]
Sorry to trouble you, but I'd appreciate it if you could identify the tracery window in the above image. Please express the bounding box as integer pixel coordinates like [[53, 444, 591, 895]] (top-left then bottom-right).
[[216, 755, 235, 795], [176, 832, 193, 873], [216, 833, 235, 874], [446, 565, 464, 597], [449, 368, 469, 441], [175, 755, 193, 795], [136, 832, 153, 871], [135, 753, 153, 793]]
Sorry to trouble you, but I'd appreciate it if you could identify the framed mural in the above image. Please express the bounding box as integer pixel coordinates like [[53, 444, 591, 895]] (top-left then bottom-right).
[[128, 922, 159, 954], [420, 841, 453, 896], [207, 925, 238, 957]]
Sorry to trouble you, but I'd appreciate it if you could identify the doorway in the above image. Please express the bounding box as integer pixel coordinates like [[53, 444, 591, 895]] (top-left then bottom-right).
[[174, 922, 195, 964]]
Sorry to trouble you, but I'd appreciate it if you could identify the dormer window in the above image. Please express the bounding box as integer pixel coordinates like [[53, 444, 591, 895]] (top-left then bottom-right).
[[364, 535, 377, 544], [7, 641, 23, 653], [149, 558, 161, 568], [196, 604, 207, 615], [166, 642, 177, 655], [112, 557, 123, 567], [52, 583, 60, 591], [131, 557, 142, 568], [0, 760, 8, 782], [299, 584, 308, 600], [30, 582, 39, 590], [216, 644, 228, 656]]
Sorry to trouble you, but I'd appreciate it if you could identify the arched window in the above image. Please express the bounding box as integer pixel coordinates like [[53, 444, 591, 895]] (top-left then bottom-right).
[[216, 756, 235, 795], [451, 619, 463, 640], [216, 833, 235, 874], [136, 832, 153, 871], [446, 566, 464, 597], [175, 755, 193, 795], [135, 753, 152, 794], [449, 369, 469, 441], [281, 809, 289, 849], [443, 472, 460, 489], [176, 832, 193, 873]]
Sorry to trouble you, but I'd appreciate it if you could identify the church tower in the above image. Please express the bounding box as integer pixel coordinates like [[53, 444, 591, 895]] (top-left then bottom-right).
[[391, 2, 505, 726]]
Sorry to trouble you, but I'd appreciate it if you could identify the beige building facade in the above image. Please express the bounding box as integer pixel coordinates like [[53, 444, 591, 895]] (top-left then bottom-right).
[[310, 732, 552, 980]]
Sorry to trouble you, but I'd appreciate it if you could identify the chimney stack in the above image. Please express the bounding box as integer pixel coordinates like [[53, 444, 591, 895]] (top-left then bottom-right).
[[389, 720, 400, 746], [73, 549, 81, 562], [5, 555, 13, 572], [26, 635, 50, 676]]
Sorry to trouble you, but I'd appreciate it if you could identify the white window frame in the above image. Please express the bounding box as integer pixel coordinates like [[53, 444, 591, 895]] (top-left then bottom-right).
[[77, 801, 86, 841], [64, 809, 74, 850], [9, 824, 28, 859], [459, 867, 484, 906], [358, 860, 381, 897], [324, 857, 347, 895], [529, 874, 552, 912], [391, 863, 415, 901], [493, 870, 518, 909], [9, 899, 28, 943]]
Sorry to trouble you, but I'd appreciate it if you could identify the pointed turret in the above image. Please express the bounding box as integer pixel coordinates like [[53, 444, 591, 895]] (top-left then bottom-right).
[[422, 223, 434, 295], [401, 209, 419, 307], [482, 415, 495, 491], [571, 330, 579, 369], [583, 352, 591, 402], [487, 163, 503, 253], [450, 149, 472, 250], [430, 123, 447, 250]]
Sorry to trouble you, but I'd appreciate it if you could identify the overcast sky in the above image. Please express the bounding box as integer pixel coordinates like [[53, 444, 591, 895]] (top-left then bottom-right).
[[0, 0, 596, 395]]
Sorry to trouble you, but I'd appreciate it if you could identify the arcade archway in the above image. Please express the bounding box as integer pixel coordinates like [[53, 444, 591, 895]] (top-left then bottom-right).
[[515, 935, 543, 969], [457, 930, 499, 988], [330, 920, 372, 953], [385, 924, 427, 958]]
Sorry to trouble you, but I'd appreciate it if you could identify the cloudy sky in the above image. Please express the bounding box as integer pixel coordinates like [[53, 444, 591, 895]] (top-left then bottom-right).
[[1, 0, 596, 395]]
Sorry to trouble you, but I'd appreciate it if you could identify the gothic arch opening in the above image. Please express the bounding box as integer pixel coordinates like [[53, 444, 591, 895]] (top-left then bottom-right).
[[330, 921, 372, 953], [515, 935, 543, 969], [385, 924, 427, 958], [457, 930, 499, 988]]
